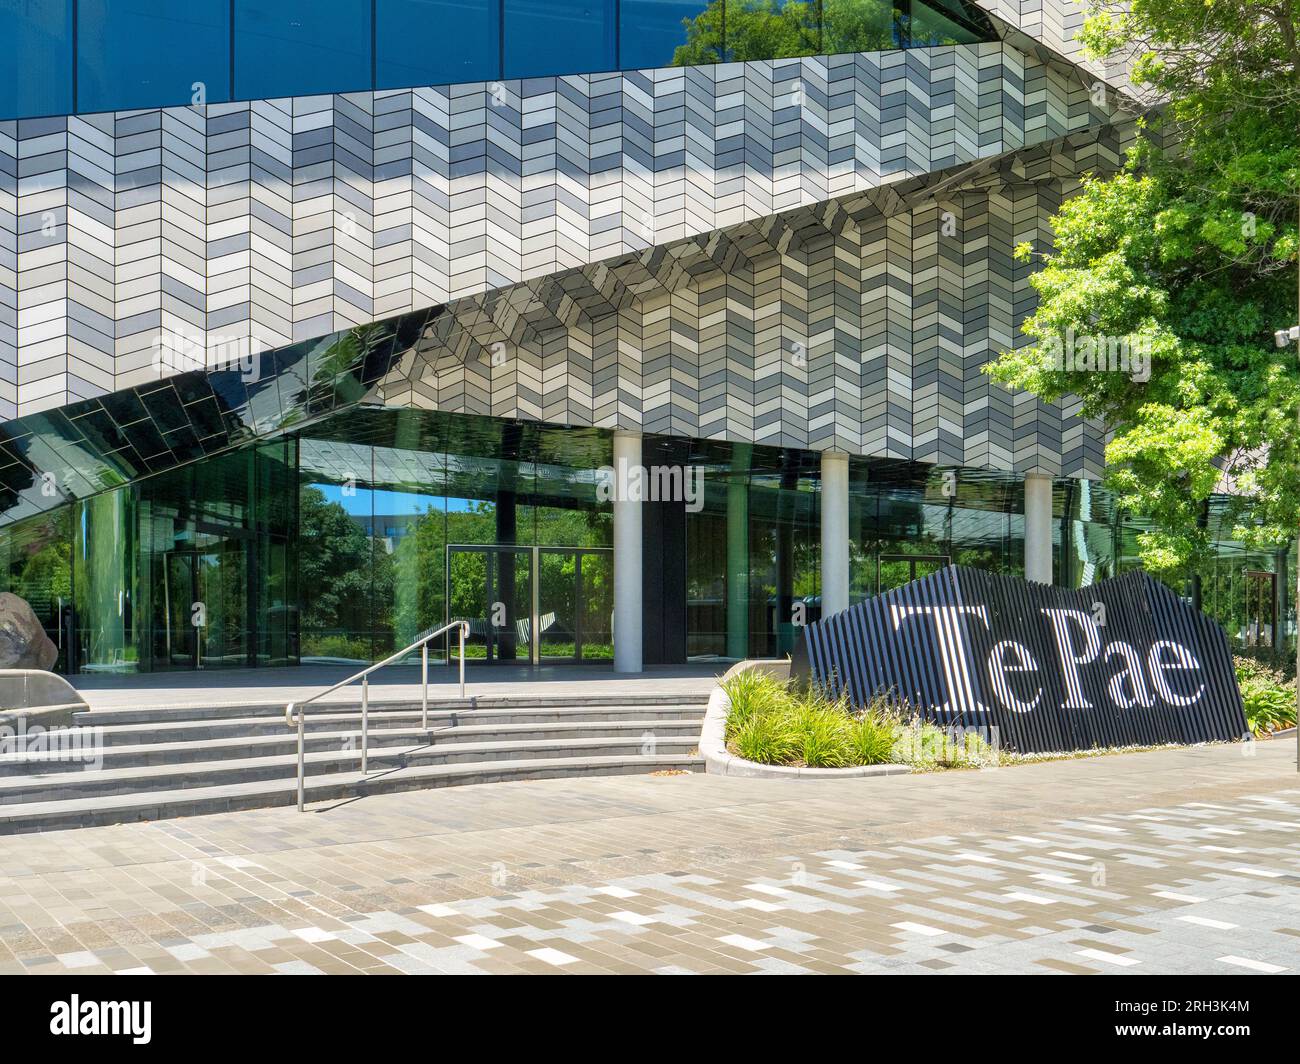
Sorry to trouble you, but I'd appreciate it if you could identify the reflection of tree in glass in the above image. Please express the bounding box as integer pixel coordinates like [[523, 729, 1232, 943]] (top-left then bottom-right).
[[298, 486, 393, 655], [672, 0, 899, 66]]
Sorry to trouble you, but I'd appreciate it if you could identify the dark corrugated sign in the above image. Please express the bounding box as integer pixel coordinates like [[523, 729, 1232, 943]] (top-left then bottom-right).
[[792, 566, 1248, 753]]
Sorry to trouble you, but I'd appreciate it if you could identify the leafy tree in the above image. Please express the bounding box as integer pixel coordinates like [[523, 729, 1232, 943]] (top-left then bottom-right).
[[984, 1, 1300, 575]]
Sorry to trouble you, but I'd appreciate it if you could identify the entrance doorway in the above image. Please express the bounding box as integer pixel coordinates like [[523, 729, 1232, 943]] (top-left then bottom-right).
[[446, 545, 615, 665], [150, 541, 249, 669]]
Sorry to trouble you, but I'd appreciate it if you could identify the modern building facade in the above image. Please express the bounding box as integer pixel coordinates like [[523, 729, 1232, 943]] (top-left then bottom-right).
[[0, 0, 1292, 674]]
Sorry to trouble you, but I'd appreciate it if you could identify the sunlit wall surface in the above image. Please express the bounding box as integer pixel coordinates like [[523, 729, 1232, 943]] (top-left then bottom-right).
[[0, 0, 998, 119]]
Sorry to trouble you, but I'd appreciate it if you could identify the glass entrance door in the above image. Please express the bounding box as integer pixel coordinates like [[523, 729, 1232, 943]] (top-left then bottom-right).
[[447, 546, 533, 664], [877, 554, 950, 594], [150, 538, 250, 669], [448, 545, 613, 664]]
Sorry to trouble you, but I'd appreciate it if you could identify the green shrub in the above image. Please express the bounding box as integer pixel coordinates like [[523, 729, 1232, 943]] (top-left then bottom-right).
[[1236, 666, 1296, 737], [790, 698, 854, 767], [723, 670, 907, 767], [849, 706, 899, 765], [732, 708, 798, 764], [721, 669, 789, 741], [891, 719, 999, 769], [1234, 648, 1295, 687]]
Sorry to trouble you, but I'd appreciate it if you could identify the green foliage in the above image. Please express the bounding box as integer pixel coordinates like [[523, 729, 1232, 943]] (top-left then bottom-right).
[[1234, 655, 1297, 736], [672, 0, 898, 66], [732, 705, 800, 764], [848, 699, 901, 765], [300, 634, 373, 661], [721, 668, 789, 740], [789, 694, 855, 767], [722, 668, 907, 767], [298, 486, 393, 642], [891, 719, 998, 769], [985, 2, 1300, 574]]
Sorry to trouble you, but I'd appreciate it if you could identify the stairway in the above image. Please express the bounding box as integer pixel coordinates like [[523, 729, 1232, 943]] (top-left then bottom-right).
[[0, 694, 706, 835]]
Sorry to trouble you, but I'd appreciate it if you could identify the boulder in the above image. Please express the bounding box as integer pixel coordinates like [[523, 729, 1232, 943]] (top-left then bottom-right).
[[0, 592, 58, 670]]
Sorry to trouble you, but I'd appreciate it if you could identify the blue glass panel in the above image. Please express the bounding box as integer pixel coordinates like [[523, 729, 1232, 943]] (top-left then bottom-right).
[[503, 0, 615, 79], [1, 0, 72, 119], [376, 0, 498, 88], [77, 0, 230, 113], [234, 0, 372, 99], [621, 0, 718, 69]]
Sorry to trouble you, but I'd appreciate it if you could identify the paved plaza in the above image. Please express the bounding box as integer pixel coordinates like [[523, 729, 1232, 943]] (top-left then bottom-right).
[[1, 739, 1297, 975]]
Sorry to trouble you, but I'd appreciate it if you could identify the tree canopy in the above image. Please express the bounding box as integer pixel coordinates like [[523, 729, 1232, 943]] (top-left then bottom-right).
[[984, 1, 1300, 573]]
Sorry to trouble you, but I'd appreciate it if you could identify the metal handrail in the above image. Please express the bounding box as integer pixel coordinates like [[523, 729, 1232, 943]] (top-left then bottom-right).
[[284, 620, 470, 812]]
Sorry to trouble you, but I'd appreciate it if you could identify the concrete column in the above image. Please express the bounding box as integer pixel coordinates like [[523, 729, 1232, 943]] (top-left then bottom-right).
[[613, 431, 642, 673], [1024, 472, 1054, 585], [820, 452, 850, 617]]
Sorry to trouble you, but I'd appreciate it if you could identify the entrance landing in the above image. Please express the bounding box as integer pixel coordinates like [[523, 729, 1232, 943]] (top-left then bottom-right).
[[68, 663, 726, 710]]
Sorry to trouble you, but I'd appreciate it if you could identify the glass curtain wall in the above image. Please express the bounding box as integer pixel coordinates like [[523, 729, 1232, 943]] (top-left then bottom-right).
[[5, 0, 998, 121], [686, 449, 1022, 662], [294, 409, 613, 665], [0, 406, 1293, 671], [849, 462, 1022, 605]]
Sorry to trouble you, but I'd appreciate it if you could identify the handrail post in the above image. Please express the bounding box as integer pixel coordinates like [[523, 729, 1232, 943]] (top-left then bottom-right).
[[285, 620, 469, 811], [294, 705, 304, 812], [459, 621, 466, 699]]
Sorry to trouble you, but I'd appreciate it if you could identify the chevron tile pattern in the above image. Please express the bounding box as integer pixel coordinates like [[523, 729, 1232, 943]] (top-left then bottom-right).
[[0, 39, 1125, 426], [372, 124, 1127, 478]]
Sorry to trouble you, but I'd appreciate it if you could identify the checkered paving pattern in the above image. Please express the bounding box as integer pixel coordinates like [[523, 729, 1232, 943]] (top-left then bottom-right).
[[0, 742, 1295, 974]]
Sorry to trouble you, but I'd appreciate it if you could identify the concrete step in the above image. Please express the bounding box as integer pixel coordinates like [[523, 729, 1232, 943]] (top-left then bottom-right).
[[72, 703, 708, 743], [0, 719, 704, 773], [0, 754, 704, 835], [72, 693, 709, 727], [0, 735, 703, 803]]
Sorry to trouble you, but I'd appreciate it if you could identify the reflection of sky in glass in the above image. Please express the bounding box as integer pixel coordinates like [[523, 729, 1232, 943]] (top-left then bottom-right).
[[315, 484, 473, 516]]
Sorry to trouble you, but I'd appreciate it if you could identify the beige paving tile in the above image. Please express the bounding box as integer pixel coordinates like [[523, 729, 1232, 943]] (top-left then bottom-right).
[[1, 742, 1296, 975]]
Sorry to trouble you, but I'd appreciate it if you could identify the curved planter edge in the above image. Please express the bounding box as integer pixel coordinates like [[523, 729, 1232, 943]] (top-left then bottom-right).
[[700, 665, 910, 780]]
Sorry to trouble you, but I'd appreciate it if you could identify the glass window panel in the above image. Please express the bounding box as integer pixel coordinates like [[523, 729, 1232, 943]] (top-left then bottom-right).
[[74, 487, 141, 673], [504, 0, 615, 79], [77, 0, 230, 113], [254, 438, 298, 666], [823, 0, 898, 54], [234, 0, 371, 100], [367, 444, 448, 660], [722, 0, 819, 63], [2, 0, 72, 118], [622, 0, 719, 70], [0, 508, 73, 670], [297, 439, 379, 664], [579, 550, 614, 660], [376, 0, 498, 89], [909, 0, 991, 46]]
